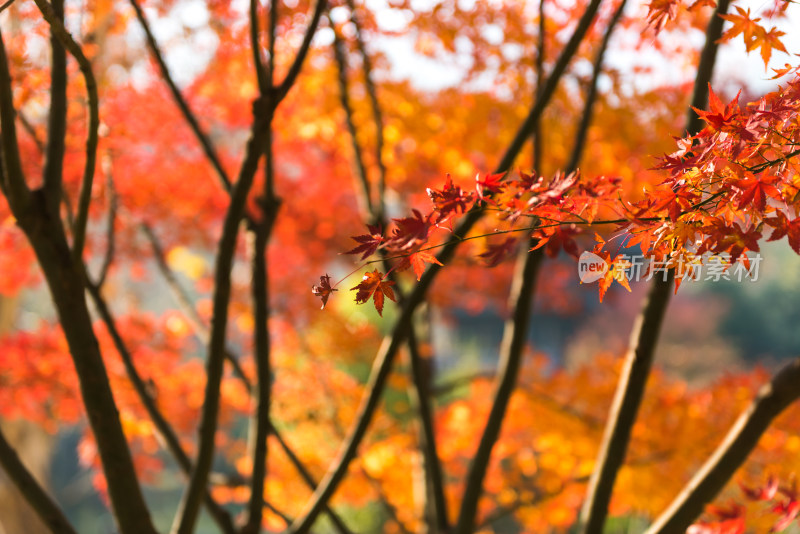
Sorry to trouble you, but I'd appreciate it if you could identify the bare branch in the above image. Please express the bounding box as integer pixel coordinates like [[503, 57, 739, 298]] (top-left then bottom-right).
[[407, 327, 449, 531], [0, 28, 31, 210], [453, 247, 544, 534], [250, 0, 269, 94], [578, 1, 730, 530], [645, 357, 800, 534], [128, 0, 232, 192], [170, 101, 270, 534], [42, 0, 66, 211], [32, 0, 99, 264], [141, 223, 253, 389], [344, 0, 386, 218], [331, 22, 373, 218], [532, 0, 545, 171], [0, 426, 78, 534], [566, 0, 627, 173], [84, 277, 237, 534], [96, 160, 117, 287], [17, 109, 45, 153], [274, 0, 327, 104]]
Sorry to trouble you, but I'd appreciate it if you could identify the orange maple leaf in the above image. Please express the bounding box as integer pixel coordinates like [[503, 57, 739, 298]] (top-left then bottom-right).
[[351, 270, 396, 316]]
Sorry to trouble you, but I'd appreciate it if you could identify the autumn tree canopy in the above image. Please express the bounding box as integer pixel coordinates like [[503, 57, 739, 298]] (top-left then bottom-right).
[[1, 0, 800, 532]]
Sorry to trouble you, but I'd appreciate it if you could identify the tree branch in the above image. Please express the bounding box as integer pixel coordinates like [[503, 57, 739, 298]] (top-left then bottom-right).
[[42, 0, 66, 212], [128, 0, 232, 192], [406, 327, 449, 531], [290, 1, 602, 527], [84, 277, 237, 534], [96, 161, 117, 287], [274, 0, 327, 105], [170, 102, 269, 534], [33, 0, 99, 264], [0, 28, 31, 210], [566, 0, 626, 173], [331, 23, 373, 219], [453, 247, 544, 534], [578, 2, 730, 531], [0, 426, 79, 534], [644, 357, 800, 534], [2, 25, 156, 534], [345, 0, 386, 219]]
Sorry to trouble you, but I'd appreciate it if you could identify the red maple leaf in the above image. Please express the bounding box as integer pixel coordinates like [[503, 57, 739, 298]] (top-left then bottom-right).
[[770, 499, 800, 532], [478, 237, 517, 267], [766, 211, 800, 254], [730, 173, 781, 211], [344, 224, 383, 261], [427, 174, 474, 222], [387, 210, 433, 251], [693, 85, 740, 132], [350, 270, 396, 316], [311, 274, 337, 310], [740, 476, 779, 501], [476, 171, 506, 200], [531, 224, 580, 259]]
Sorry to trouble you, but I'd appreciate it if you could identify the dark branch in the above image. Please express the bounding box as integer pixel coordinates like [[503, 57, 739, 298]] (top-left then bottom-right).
[[42, 0, 66, 212], [32, 0, 99, 264], [578, 1, 730, 530], [645, 357, 800, 534], [0, 427, 79, 534]]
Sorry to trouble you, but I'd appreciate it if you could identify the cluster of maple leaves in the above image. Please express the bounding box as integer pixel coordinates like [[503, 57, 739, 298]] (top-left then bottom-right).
[[690, 476, 800, 533], [315, 65, 800, 313]]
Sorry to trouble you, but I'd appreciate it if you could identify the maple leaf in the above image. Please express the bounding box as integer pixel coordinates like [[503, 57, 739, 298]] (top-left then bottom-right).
[[740, 476, 779, 501], [756, 26, 787, 67], [478, 237, 517, 267], [693, 85, 740, 132], [531, 224, 581, 259], [766, 211, 800, 254], [703, 220, 762, 262], [344, 224, 383, 261], [396, 250, 443, 280], [350, 270, 396, 316], [427, 174, 474, 222], [646, 0, 681, 32], [476, 172, 506, 200], [717, 7, 762, 48], [311, 274, 337, 310], [730, 173, 782, 211], [770, 499, 800, 532], [387, 210, 433, 251]]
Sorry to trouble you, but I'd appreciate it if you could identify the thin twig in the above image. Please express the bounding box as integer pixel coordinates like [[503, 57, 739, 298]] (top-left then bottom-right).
[[331, 22, 373, 218], [345, 0, 386, 219], [128, 0, 232, 192], [0, 28, 31, 209], [274, 0, 327, 105], [96, 160, 117, 287]]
